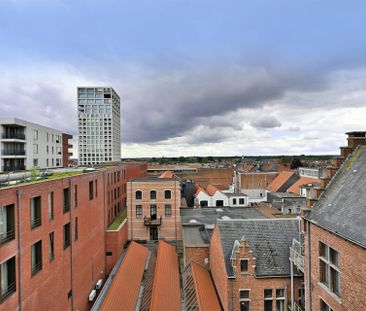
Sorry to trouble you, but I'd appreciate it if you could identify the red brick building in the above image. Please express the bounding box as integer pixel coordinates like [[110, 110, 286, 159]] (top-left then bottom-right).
[[0, 163, 146, 310], [210, 219, 303, 311], [302, 132, 366, 311]]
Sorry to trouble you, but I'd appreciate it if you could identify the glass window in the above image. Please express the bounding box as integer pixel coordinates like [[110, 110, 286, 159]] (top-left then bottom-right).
[[320, 299, 334, 311], [0, 204, 15, 244], [136, 191, 142, 200], [164, 190, 172, 199], [239, 290, 250, 311], [89, 181, 94, 200], [150, 191, 157, 200], [63, 188, 70, 213], [136, 205, 142, 218], [0, 256, 16, 301], [48, 192, 54, 220], [319, 242, 340, 296], [31, 240, 42, 275], [49, 232, 55, 261], [30, 196, 42, 229], [165, 204, 172, 217], [264, 289, 273, 299], [240, 259, 248, 273], [64, 223, 71, 249]]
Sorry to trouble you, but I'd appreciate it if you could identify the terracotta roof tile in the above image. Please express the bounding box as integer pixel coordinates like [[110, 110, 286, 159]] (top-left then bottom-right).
[[191, 262, 222, 311], [150, 241, 181, 311], [159, 171, 175, 178], [287, 177, 320, 194], [195, 184, 208, 196], [268, 171, 296, 192], [206, 184, 219, 196], [100, 242, 149, 311]]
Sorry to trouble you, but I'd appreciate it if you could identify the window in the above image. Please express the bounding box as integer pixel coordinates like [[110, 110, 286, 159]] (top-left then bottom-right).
[[46, 145, 49, 154], [276, 289, 285, 311], [63, 188, 70, 213], [165, 204, 172, 217], [74, 185, 78, 208], [233, 198, 237, 205], [150, 190, 157, 200], [0, 204, 15, 244], [319, 242, 340, 296], [64, 223, 70, 249], [89, 181, 94, 200], [320, 299, 334, 311], [33, 129, 38, 140], [49, 232, 54, 261], [33, 159, 38, 167], [74, 218, 78, 241], [48, 192, 54, 220], [0, 256, 16, 302], [31, 240, 42, 275], [33, 144, 38, 154], [95, 180, 98, 197], [240, 259, 248, 273], [30, 196, 42, 229], [264, 289, 273, 311], [239, 290, 250, 311], [136, 205, 142, 218], [200, 200, 208, 207], [216, 200, 224, 206], [164, 190, 172, 199], [239, 198, 245, 205]]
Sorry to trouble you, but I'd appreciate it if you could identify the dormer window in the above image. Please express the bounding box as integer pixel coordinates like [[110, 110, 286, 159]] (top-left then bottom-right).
[[240, 259, 248, 273]]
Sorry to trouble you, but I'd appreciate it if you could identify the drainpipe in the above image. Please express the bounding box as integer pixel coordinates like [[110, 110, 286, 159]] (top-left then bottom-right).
[[290, 261, 294, 309], [103, 172, 107, 275], [16, 190, 22, 311], [174, 181, 177, 243], [306, 220, 312, 311], [130, 182, 133, 241]]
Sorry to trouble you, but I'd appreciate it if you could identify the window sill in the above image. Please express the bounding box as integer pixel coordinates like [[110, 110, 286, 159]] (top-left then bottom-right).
[[318, 282, 342, 304]]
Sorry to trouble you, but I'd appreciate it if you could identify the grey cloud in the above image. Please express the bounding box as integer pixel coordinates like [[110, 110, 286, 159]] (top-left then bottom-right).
[[250, 116, 282, 129]]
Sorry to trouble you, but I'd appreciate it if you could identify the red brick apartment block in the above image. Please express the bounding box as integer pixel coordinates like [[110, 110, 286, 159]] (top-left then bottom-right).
[[62, 133, 73, 167], [210, 219, 303, 311], [0, 162, 147, 311], [127, 175, 182, 241], [303, 132, 366, 311]]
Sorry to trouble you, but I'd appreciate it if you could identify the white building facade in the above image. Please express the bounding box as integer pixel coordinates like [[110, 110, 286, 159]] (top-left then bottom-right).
[[77, 87, 121, 166], [0, 118, 67, 172]]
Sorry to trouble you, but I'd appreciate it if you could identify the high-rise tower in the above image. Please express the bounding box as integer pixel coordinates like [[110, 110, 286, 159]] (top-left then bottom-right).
[[77, 87, 121, 166]]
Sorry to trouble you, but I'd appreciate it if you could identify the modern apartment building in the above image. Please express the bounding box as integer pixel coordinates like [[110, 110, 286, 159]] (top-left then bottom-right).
[[0, 162, 147, 310], [0, 118, 72, 172], [77, 87, 121, 166]]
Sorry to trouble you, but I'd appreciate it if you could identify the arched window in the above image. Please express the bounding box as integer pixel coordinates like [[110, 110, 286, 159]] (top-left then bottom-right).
[[135, 191, 142, 200], [150, 190, 157, 200], [164, 190, 172, 199]]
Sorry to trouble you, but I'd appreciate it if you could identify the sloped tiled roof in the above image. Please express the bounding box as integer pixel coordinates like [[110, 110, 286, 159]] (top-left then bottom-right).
[[217, 219, 300, 277], [287, 177, 320, 194], [268, 171, 299, 192], [206, 184, 219, 196], [191, 262, 222, 311], [195, 184, 208, 196], [243, 164, 255, 172], [100, 242, 149, 311], [159, 171, 174, 178], [150, 241, 181, 311], [306, 146, 366, 249]]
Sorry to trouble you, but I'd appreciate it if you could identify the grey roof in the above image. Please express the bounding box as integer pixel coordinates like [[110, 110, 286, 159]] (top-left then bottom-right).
[[217, 219, 300, 278], [183, 226, 210, 245], [180, 207, 266, 226], [306, 146, 366, 249]]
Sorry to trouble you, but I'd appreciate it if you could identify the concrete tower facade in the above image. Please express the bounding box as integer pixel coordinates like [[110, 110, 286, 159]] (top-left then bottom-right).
[[77, 87, 121, 166]]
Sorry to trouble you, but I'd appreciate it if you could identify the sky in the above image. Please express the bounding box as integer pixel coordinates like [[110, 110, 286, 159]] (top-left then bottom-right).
[[1, 0, 366, 157]]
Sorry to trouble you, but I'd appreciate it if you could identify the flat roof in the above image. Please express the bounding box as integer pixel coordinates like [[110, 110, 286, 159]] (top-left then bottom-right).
[[183, 226, 210, 245]]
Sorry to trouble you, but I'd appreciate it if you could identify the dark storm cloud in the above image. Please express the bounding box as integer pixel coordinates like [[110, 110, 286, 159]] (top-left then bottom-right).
[[250, 116, 282, 129]]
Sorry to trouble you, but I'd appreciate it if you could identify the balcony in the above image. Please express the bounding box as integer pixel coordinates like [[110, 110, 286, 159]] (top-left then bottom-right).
[[2, 165, 26, 172], [144, 216, 162, 226], [1, 133, 26, 140], [290, 239, 305, 273], [31, 217, 42, 229], [2, 149, 26, 156], [31, 262, 42, 276], [0, 229, 15, 244]]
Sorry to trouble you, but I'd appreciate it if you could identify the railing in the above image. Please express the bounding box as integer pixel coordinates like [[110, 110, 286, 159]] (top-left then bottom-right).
[[290, 239, 305, 272], [2, 165, 26, 172], [144, 216, 162, 226], [2, 149, 26, 155], [64, 238, 71, 249], [31, 262, 42, 275], [0, 229, 15, 244], [63, 204, 70, 214], [31, 217, 42, 229], [290, 302, 305, 311], [0, 281, 16, 302], [1, 133, 26, 140]]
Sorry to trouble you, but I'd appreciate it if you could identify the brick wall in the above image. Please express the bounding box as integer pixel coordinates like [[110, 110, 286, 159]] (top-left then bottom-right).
[[177, 168, 233, 189], [184, 246, 209, 268], [305, 222, 366, 311], [239, 172, 279, 189], [105, 219, 128, 274]]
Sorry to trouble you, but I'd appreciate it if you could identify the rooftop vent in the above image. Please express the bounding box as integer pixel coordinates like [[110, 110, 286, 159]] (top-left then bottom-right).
[[221, 216, 231, 220], [189, 219, 198, 223], [216, 208, 224, 212]]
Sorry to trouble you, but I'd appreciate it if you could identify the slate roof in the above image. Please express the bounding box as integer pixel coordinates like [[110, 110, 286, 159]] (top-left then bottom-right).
[[217, 219, 300, 278], [181, 207, 266, 226], [306, 146, 366, 249]]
